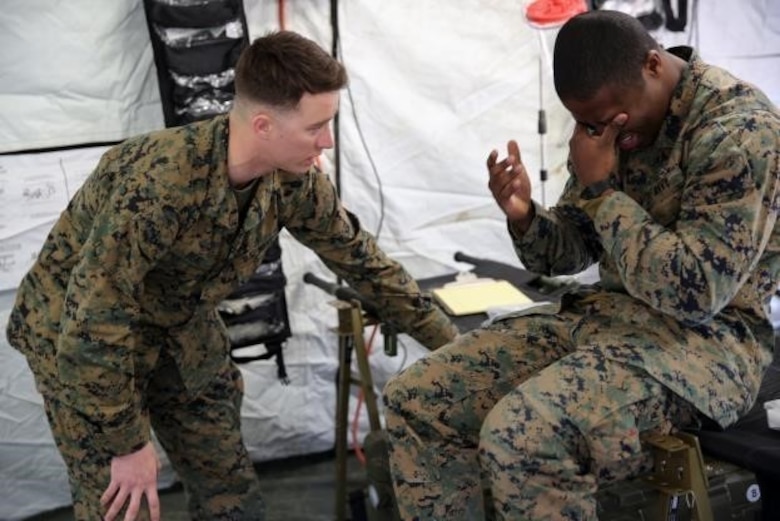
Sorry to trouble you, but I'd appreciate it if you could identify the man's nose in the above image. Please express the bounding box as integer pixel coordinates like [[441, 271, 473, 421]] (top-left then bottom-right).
[[317, 126, 334, 149]]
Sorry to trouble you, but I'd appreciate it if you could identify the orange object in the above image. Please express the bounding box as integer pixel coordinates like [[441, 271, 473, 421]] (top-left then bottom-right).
[[525, 0, 588, 27]]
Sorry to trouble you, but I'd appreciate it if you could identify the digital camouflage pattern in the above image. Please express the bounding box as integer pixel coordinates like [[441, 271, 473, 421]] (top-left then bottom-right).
[[518, 47, 780, 428], [384, 311, 700, 520], [384, 48, 780, 520], [40, 351, 266, 520], [5, 113, 457, 519]]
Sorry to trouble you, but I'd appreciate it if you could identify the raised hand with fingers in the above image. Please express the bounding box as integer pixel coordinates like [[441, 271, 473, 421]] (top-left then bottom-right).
[[487, 140, 535, 232], [100, 441, 161, 521]]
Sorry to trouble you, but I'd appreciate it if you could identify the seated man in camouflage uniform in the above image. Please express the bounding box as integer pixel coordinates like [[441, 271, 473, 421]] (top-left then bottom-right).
[[383, 10, 780, 521], [5, 31, 458, 521]]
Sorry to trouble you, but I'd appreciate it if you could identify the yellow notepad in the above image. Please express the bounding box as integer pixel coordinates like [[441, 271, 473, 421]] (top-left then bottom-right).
[[432, 279, 532, 316]]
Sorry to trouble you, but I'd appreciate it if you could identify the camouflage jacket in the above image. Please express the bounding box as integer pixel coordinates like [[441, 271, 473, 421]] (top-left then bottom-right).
[[6, 114, 457, 455], [513, 48, 780, 428]]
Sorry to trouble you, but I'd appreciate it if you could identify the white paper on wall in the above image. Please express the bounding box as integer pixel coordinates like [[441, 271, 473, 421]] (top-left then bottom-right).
[[0, 147, 109, 292]]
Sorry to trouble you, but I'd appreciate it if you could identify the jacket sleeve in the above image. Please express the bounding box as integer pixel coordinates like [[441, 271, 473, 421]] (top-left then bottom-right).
[[512, 168, 605, 277], [56, 164, 182, 456], [284, 171, 458, 349], [577, 113, 780, 325]]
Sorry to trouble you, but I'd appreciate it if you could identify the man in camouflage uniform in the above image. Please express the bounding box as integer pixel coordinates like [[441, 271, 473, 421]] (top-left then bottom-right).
[[5, 31, 457, 521], [383, 10, 780, 520]]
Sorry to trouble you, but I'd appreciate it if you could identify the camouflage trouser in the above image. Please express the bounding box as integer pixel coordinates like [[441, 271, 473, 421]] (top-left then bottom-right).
[[32, 350, 265, 520], [383, 311, 698, 521]]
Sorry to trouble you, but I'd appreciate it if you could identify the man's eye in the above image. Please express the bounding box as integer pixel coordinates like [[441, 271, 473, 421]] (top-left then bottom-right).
[[585, 124, 597, 136]]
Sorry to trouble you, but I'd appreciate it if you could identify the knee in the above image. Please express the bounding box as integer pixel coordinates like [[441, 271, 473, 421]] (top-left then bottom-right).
[[478, 391, 561, 460], [382, 357, 445, 431], [478, 404, 515, 461], [382, 368, 415, 418]]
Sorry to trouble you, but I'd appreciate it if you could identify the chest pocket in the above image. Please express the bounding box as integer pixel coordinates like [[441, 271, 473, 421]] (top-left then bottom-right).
[[645, 165, 685, 227]]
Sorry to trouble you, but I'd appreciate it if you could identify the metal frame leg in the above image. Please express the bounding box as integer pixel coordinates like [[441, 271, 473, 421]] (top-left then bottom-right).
[[334, 301, 383, 521]]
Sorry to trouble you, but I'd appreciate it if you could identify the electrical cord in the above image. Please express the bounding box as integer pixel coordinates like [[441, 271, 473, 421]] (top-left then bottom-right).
[[336, 38, 387, 241], [329, 0, 386, 240], [343, 71, 386, 240]]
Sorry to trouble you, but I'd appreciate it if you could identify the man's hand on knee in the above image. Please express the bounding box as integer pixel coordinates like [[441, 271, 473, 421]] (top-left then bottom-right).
[[100, 441, 161, 521]]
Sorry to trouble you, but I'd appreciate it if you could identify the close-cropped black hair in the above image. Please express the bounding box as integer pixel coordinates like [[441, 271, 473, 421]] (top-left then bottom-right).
[[553, 10, 660, 102]]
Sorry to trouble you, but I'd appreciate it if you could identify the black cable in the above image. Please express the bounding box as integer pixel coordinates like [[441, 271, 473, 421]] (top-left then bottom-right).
[[330, 2, 386, 240], [330, 0, 341, 199], [342, 74, 386, 240]]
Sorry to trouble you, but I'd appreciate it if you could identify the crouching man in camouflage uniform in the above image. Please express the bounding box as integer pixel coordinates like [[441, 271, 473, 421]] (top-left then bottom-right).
[[5, 31, 457, 521], [383, 10, 780, 520]]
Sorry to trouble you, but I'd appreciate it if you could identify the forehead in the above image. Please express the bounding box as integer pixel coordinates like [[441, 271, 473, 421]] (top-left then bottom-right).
[[563, 84, 624, 123], [293, 91, 340, 121]]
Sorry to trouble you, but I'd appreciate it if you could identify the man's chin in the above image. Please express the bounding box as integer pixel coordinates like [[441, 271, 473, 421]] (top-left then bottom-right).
[[282, 162, 314, 174], [298, 157, 318, 172]]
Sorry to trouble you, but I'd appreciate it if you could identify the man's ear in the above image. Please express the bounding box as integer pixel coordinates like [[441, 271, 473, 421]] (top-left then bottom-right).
[[644, 49, 663, 78], [251, 112, 273, 139]]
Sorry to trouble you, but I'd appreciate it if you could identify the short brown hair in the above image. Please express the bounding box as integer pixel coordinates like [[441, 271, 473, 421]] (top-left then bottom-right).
[[234, 30, 348, 110]]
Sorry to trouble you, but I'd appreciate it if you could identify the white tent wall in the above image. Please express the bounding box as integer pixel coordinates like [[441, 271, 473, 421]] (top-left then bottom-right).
[[0, 2, 164, 153], [0, 1, 777, 519]]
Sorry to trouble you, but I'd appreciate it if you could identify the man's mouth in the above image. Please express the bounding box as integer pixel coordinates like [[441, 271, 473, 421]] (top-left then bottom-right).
[[618, 132, 640, 151]]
